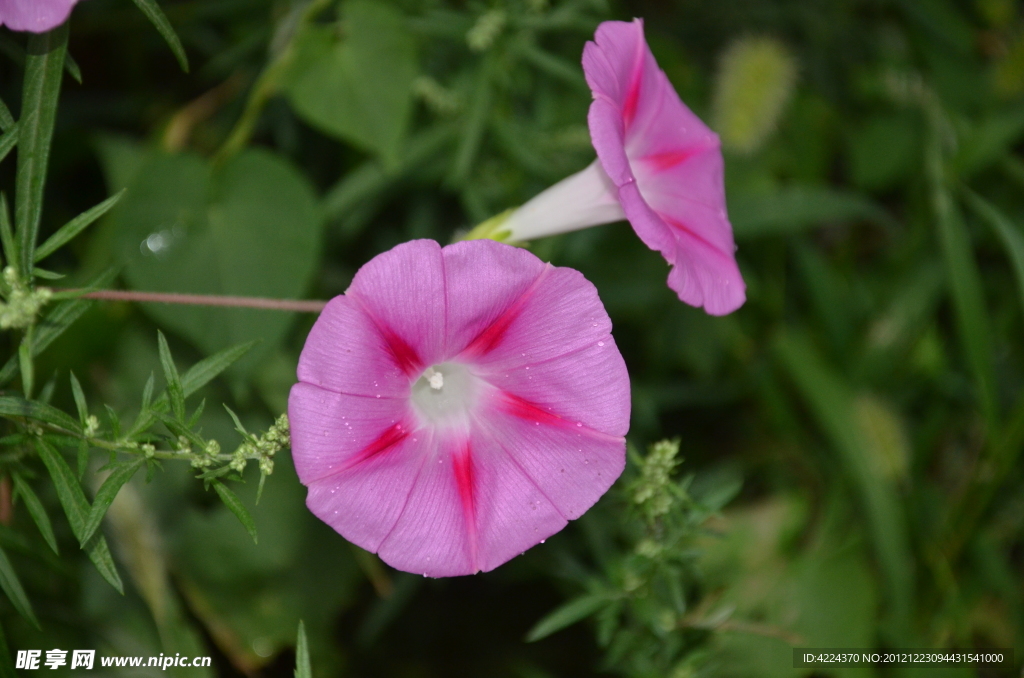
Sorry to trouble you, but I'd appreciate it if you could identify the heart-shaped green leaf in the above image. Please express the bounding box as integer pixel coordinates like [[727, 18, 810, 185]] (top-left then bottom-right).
[[287, 0, 417, 168], [111, 148, 321, 375]]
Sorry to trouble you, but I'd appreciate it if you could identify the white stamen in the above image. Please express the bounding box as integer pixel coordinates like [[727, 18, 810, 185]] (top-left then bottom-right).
[[428, 370, 444, 390]]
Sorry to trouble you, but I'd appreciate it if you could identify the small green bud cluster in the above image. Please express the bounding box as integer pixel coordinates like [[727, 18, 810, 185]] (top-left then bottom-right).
[[84, 415, 100, 438], [0, 267, 52, 330], [466, 9, 505, 52], [234, 414, 289, 475], [191, 439, 220, 468], [413, 76, 461, 116], [632, 439, 681, 521]]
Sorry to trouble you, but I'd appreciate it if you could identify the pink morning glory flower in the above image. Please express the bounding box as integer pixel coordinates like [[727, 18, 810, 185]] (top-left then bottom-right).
[[0, 0, 79, 32], [493, 19, 745, 316], [289, 239, 630, 577]]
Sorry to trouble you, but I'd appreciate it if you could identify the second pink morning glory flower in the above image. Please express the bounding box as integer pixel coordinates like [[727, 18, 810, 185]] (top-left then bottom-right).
[[0, 0, 79, 32], [491, 19, 746, 316], [289, 239, 630, 577]]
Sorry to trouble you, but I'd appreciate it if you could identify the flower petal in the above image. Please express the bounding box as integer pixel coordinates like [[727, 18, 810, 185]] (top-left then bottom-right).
[[346, 239, 447, 372], [478, 397, 625, 520], [478, 335, 630, 437], [440, 239, 547, 357], [458, 264, 614, 371], [288, 382, 411, 484], [296, 296, 409, 398], [302, 421, 432, 555], [0, 0, 77, 32]]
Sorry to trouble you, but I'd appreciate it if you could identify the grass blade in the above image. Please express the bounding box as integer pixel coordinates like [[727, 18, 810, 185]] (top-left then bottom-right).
[[0, 545, 38, 628], [925, 137, 998, 429], [212, 481, 257, 544], [0, 194, 16, 290], [295, 620, 311, 678], [962, 187, 1024, 318], [34, 189, 125, 262], [774, 331, 914, 640], [525, 593, 610, 642], [130, 0, 189, 72], [11, 473, 58, 554], [80, 458, 146, 546], [14, 25, 68, 278], [35, 439, 123, 593]]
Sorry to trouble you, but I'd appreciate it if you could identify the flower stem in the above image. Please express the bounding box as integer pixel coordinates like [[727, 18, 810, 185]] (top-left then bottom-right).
[[65, 289, 326, 312]]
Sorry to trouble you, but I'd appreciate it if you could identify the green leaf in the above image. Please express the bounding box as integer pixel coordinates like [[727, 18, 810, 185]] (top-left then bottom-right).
[[286, 1, 417, 167], [525, 593, 611, 642], [35, 440, 123, 593], [80, 458, 147, 546], [14, 25, 68, 278], [10, 473, 58, 554], [729, 186, 894, 239], [774, 331, 914, 638], [34, 190, 125, 262], [0, 396, 81, 432], [0, 545, 38, 628], [953, 102, 1024, 177], [129, 0, 189, 72], [0, 124, 17, 166], [926, 138, 997, 428], [18, 340, 33, 399], [110, 149, 320, 377], [64, 52, 82, 84], [69, 371, 87, 424], [157, 331, 186, 422], [212, 481, 258, 544], [962, 188, 1024, 318], [295, 620, 311, 678], [0, 97, 13, 131]]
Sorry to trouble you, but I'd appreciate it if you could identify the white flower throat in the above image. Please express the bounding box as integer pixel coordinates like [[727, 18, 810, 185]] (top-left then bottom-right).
[[411, 362, 481, 429]]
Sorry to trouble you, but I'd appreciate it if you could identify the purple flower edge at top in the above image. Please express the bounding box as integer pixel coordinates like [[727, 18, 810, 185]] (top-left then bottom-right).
[[0, 0, 79, 32]]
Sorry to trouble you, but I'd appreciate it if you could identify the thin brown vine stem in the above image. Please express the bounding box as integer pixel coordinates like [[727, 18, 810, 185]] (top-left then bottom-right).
[[61, 289, 327, 313]]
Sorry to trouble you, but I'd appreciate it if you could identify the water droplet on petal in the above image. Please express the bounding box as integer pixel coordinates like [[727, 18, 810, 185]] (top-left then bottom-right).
[[540, 539, 545, 544], [576, 422, 582, 427], [597, 341, 604, 347]]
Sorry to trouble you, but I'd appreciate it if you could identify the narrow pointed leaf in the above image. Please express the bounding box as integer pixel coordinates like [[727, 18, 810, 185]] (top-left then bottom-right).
[[130, 0, 190, 72], [963, 188, 1024, 317], [295, 620, 311, 678], [0, 125, 16, 166], [64, 52, 82, 84], [69, 371, 87, 424], [10, 474, 58, 554], [15, 25, 69, 277], [35, 440, 123, 593], [0, 396, 81, 432], [926, 139, 997, 428], [0, 545, 38, 628], [0, 97, 13, 131], [0, 194, 16, 272], [80, 458, 146, 545], [157, 331, 185, 422], [212, 481, 258, 544], [35, 190, 125, 262], [525, 593, 611, 642]]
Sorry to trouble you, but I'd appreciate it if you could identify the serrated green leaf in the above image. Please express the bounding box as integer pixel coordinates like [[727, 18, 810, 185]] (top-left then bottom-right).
[[0, 396, 82, 432], [129, 0, 189, 72], [157, 331, 185, 422], [35, 440, 123, 593], [212, 481, 258, 544], [10, 474, 57, 554], [525, 593, 611, 642], [80, 458, 146, 546], [35, 190, 125, 262], [69, 371, 87, 424], [963, 188, 1024, 318], [295, 620, 311, 678], [0, 545, 37, 628], [15, 25, 68, 278]]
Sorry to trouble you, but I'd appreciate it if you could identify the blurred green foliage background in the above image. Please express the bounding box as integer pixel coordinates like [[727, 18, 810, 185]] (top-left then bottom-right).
[[1, 0, 1023, 676]]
